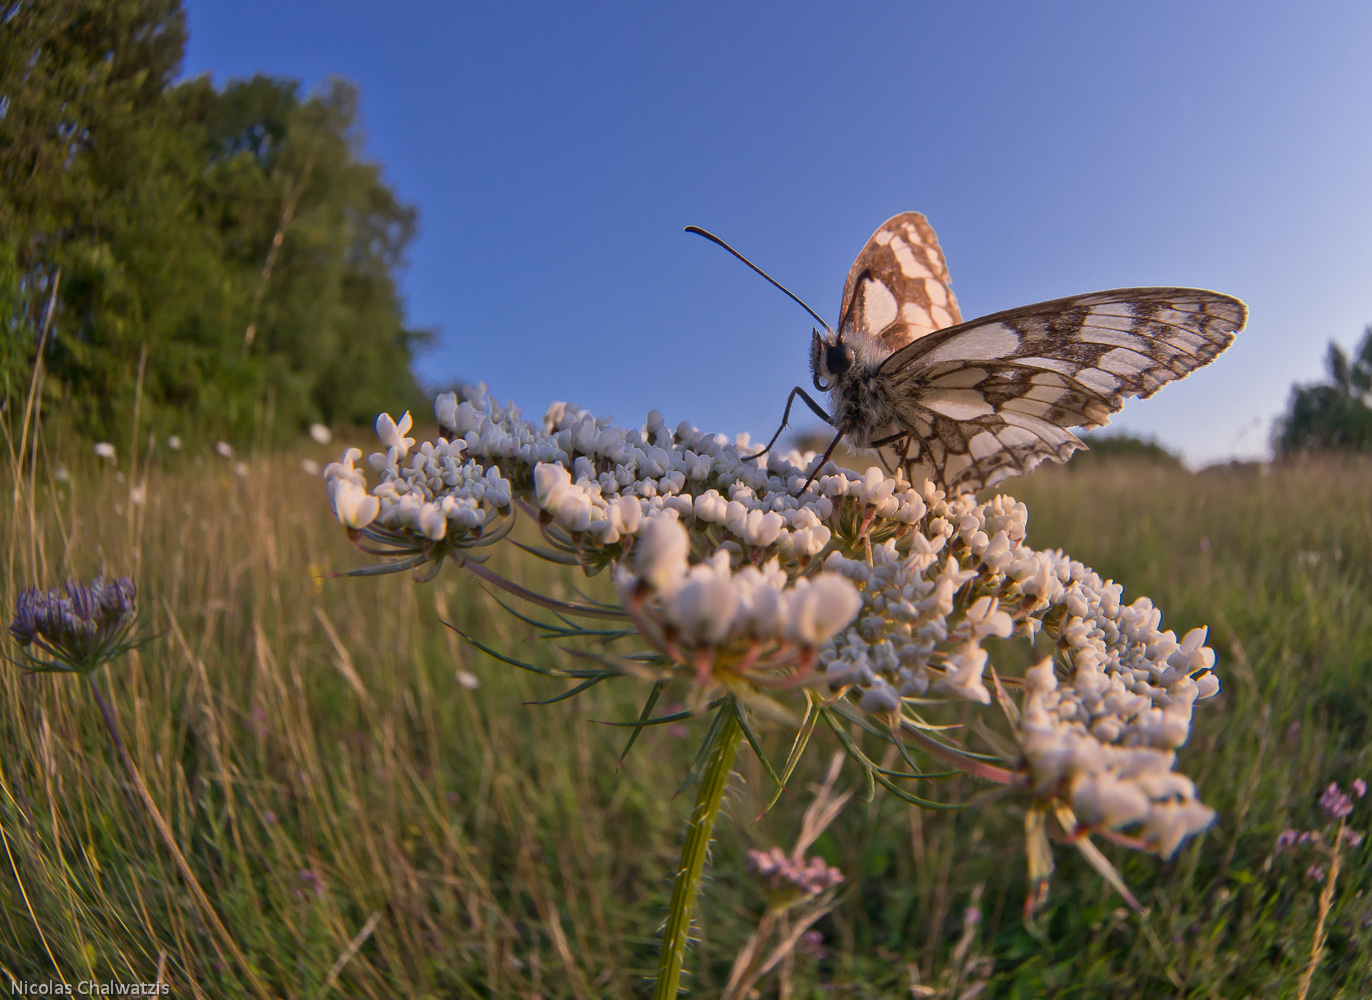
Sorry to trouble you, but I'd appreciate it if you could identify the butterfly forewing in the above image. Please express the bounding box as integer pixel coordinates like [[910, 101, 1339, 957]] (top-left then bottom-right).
[[870, 288, 1248, 493], [838, 212, 962, 356]]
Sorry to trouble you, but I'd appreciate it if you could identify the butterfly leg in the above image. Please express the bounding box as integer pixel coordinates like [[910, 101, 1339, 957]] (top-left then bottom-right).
[[801, 420, 850, 492], [744, 386, 834, 461], [868, 431, 912, 476]]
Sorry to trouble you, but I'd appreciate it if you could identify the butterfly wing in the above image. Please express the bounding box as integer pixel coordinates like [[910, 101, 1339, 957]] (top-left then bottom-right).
[[838, 212, 962, 358], [872, 288, 1247, 493]]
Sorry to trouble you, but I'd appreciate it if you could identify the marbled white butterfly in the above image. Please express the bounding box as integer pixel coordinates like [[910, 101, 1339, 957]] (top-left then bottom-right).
[[689, 213, 1247, 495]]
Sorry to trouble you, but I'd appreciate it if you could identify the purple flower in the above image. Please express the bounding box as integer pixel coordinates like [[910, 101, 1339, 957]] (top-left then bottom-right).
[[798, 929, 827, 958], [747, 846, 844, 901], [1320, 783, 1354, 820], [1274, 829, 1299, 852], [9, 577, 139, 673], [1306, 864, 1326, 883], [1341, 829, 1364, 848], [1354, 779, 1367, 799]]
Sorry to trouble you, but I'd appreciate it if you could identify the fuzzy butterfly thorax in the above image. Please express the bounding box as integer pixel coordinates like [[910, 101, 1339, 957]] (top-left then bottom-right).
[[812, 212, 1247, 495]]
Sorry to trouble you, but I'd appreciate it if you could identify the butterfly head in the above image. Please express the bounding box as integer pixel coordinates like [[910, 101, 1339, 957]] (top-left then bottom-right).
[[810, 328, 855, 392]]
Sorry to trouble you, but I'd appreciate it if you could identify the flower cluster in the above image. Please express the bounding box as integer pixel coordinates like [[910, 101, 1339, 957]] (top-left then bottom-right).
[[1271, 779, 1367, 882], [325, 411, 515, 566], [9, 577, 138, 673], [324, 384, 1223, 858], [747, 846, 845, 902], [615, 514, 861, 687], [1318, 780, 1364, 820]]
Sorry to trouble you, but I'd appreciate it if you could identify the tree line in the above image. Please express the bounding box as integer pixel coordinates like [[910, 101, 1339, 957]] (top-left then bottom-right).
[[1273, 328, 1372, 454], [2, 1, 1366, 457], [1, 0, 429, 450]]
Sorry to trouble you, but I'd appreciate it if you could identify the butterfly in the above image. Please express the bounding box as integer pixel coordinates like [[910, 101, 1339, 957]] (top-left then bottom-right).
[[689, 213, 1247, 495]]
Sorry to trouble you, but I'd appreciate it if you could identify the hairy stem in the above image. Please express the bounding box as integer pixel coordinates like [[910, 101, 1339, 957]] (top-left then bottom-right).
[[654, 704, 743, 1000], [88, 674, 273, 1000]]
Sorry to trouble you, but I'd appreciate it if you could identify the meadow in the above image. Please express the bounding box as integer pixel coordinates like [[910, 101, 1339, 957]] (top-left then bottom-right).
[[1, 440, 1370, 999]]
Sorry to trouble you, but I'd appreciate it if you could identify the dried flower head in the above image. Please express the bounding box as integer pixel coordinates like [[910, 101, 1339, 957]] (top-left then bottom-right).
[[9, 577, 140, 674]]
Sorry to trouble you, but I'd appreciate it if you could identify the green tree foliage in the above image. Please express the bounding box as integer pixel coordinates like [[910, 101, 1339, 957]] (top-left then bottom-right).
[[1, 0, 428, 447], [1274, 327, 1372, 454], [1075, 431, 1183, 467]]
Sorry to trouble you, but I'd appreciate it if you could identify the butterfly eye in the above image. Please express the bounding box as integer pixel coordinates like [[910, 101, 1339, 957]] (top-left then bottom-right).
[[825, 343, 854, 378]]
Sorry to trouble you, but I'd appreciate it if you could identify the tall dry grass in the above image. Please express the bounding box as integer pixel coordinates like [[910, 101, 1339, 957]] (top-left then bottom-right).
[[1, 446, 1369, 997]]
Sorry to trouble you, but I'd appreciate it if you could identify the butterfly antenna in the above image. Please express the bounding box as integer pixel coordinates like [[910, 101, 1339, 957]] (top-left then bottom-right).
[[684, 226, 832, 332]]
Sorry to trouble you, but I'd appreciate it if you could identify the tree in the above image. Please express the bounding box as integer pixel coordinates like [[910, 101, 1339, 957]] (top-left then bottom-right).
[[1274, 328, 1372, 454], [1, 0, 427, 448]]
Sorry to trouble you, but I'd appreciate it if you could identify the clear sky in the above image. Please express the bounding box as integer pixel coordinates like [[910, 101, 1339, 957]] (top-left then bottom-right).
[[182, 1, 1372, 465]]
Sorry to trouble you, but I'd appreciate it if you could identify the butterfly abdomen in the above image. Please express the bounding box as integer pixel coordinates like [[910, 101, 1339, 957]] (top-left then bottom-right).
[[836, 368, 905, 449]]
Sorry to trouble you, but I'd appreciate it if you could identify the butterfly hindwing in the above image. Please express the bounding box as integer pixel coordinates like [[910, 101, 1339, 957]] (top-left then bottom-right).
[[838, 212, 962, 356], [873, 288, 1247, 492]]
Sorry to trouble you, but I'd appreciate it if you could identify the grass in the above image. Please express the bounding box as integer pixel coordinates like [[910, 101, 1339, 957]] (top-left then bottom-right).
[[1, 445, 1370, 997]]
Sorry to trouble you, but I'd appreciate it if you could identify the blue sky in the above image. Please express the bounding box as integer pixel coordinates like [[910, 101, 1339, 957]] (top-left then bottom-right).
[[183, 1, 1372, 465]]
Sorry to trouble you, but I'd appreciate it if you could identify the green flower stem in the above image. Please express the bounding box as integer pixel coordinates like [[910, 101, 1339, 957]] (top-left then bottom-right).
[[87, 674, 273, 1000], [654, 704, 743, 1000]]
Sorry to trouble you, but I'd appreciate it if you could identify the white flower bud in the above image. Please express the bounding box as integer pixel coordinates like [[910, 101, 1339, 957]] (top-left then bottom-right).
[[784, 574, 862, 646], [935, 643, 990, 704], [859, 677, 902, 714], [1194, 671, 1220, 699], [666, 575, 738, 645], [434, 392, 459, 429], [328, 478, 379, 530], [375, 412, 416, 457], [416, 502, 447, 540], [635, 514, 689, 592], [1141, 799, 1216, 858], [534, 463, 572, 511], [1071, 772, 1151, 829]]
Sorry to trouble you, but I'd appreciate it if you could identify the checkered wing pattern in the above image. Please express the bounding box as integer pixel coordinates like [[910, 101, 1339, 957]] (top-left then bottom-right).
[[871, 288, 1248, 493], [838, 212, 963, 355]]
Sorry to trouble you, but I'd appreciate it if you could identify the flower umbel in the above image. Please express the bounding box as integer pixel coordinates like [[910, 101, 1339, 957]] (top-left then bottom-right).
[[9, 577, 140, 674], [326, 382, 1231, 985]]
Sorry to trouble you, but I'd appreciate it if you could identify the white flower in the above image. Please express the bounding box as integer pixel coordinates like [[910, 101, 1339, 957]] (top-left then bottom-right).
[[634, 515, 690, 592], [935, 642, 991, 704], [309, 423, 333, 445], [858, 676, 902, 714], [415, 502, 447, 540], [323, 448, 367, 487], [1140, 799, 1216, 858], [301, 458, 322, 476], [94, 442, 116, 461], [784, 575, 862, 646], [328, 477, 380, 529], [456, 670, 480, 689], [533, 462, 578, 517], [375, 412, 416, 458], [1070, 772, 1151, 829], [233, 461, 249, 477], [216, 441, 233, 458], [435, 392, 459, 430], [167, 435, 182, 451], [665, 575, 738, 645]]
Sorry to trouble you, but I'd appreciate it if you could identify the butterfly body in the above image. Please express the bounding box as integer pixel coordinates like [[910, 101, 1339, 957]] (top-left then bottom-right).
[[803, 213, 1248, 494]]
